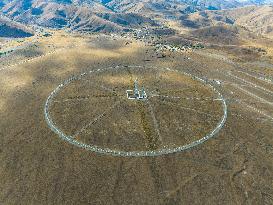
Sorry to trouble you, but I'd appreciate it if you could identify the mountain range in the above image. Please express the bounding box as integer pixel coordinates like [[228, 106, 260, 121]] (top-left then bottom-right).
[[0, 0, 273, 36]]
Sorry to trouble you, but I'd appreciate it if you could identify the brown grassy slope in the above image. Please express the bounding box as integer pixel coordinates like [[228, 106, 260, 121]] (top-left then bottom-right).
[[190, 25, 255, 45], [218, 5, 273, 38], [181, 5, 273, 38]]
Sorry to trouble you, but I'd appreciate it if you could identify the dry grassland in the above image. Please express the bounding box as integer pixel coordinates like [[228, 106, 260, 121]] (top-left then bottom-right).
[[0, 32, 272, 205]]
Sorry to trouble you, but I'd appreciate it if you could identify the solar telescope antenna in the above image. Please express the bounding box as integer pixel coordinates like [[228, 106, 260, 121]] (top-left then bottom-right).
[[134, 79, 139, 97], [126, 78, 147, 100], [141, 86, 147, 99]]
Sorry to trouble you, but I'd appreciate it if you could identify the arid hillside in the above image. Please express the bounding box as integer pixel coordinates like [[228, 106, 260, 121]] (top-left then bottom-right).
[[0, 15, 33, 38], [0, 0, 158, 32], [1, 0, 273, 32], [189, 25, 255, 45], [181, 5, 273, 38]]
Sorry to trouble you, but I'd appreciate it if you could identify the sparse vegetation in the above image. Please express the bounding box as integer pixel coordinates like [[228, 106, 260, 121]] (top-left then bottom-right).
[[0, 1, 273, 204]]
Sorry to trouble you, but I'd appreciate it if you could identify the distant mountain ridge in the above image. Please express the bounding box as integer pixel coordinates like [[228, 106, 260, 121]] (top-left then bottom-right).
[[0, 0, 160, 32], [0, 0, 273, 34]]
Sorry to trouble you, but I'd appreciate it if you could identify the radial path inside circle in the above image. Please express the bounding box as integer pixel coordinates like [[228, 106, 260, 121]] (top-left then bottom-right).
[[46, 66, 226, 154]]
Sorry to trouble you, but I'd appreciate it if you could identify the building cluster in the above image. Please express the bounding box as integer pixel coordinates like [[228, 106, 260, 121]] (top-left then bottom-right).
[[89, 25, 205, 55], [126, 79, 147, 100]]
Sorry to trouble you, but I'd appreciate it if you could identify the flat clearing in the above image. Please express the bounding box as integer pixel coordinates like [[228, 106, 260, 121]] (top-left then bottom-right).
[[0, 32, 272, 204], [46, 66, 225, 154]]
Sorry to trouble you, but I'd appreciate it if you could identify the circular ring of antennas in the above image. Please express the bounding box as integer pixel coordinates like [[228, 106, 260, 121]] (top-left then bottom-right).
[[44, 65, 227, 157]]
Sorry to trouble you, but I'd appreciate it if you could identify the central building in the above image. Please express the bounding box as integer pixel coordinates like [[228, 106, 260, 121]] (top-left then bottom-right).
[[126, 79, 147, 100]]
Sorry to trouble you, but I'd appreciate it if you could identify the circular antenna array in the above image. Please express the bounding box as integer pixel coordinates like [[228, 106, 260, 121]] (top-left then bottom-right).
[[44, 66, 227, 157]]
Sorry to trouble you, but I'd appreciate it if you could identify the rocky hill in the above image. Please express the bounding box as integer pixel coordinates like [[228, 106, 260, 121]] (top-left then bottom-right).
[[180, 5, 273, 38], [218, 5, 273, 37], [0, 15, 34, 37]]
